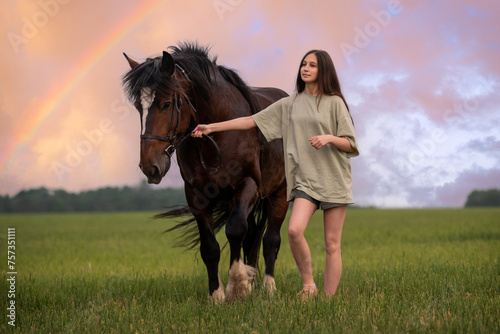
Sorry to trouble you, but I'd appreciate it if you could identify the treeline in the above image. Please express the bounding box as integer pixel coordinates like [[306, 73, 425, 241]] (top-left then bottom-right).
[[2, 186, 497, 212], [0, 182, 186, 213], [465, 189, 500, 207]]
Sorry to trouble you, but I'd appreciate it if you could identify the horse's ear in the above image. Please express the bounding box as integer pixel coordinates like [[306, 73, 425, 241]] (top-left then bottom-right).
[[123, 53, 139, 69], [161, 51, 175, 76]]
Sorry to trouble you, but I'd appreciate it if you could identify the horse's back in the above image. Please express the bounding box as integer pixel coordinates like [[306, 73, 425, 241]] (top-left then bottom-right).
[[251, 87, 288, 111]]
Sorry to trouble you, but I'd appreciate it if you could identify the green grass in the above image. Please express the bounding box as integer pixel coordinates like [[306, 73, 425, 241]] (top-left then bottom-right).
[[0, 209, 499, 333]]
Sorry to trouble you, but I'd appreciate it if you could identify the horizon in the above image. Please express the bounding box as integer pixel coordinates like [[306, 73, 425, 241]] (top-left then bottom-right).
[[4, 182, 499, 210]]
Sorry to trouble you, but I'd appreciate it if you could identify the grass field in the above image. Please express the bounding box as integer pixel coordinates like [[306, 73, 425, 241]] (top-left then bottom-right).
[[0, 208, 499, 333]]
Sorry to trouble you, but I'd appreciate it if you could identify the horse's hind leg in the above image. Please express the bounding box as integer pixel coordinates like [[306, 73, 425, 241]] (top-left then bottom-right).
[[262, 183, 288, 294], [225, 177, 259, 302]]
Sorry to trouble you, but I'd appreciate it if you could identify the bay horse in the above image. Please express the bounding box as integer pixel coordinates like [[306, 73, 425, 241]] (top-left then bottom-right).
[[122, 42, 288, 301]]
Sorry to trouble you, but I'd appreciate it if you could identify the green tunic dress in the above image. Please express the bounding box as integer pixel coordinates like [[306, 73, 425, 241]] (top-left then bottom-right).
[[252, 92, 359, 204]]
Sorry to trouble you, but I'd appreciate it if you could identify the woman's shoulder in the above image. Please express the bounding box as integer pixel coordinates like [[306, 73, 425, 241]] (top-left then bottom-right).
[[323, 94, 344, 103], [274, 94, 296, 109], [323, 94, 348, 111], [277, 93, 344, 109], [258, 94, 294, 115]]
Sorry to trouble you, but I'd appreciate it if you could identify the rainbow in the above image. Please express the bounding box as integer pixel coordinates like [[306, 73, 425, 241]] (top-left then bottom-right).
[[1, 0, 167, 177]]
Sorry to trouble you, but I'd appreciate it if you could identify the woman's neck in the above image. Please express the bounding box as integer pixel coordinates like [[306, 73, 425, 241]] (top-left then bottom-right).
[[304, 83, 320, 96]]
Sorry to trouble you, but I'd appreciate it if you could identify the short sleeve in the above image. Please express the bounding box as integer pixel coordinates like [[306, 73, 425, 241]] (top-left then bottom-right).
[[335, 98, 359, 158], [252, 97, 288, 142]]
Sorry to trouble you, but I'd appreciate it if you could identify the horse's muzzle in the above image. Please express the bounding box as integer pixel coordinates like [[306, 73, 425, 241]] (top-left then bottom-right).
[[139, 156, 171, 184]]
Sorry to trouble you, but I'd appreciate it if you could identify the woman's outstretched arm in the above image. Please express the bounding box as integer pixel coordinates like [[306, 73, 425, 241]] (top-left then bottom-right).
[[191, 116, 256, 137]]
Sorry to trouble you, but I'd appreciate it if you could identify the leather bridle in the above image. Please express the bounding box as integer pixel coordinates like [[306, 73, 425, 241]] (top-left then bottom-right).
[[139, 63, 221, 173]]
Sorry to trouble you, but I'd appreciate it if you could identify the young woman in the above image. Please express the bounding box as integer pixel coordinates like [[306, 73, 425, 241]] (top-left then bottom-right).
[[192, 50, 359, 298]]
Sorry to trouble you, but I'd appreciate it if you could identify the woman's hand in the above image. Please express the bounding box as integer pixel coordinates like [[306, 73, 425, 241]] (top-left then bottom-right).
[[191, 124, 211, 138], [309, 135, 331, 149], [310, 135, 355, 152]]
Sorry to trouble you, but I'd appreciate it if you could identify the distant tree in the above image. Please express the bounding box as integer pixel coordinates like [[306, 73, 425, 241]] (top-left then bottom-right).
[[0, 183, 187, 213], [465, 189, 500, 207], [51, 189, 75, 211], [10, 188, 52, 212], [0, 195, 11, 212]]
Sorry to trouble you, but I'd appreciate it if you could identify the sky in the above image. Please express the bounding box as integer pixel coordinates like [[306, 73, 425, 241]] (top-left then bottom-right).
[[0, 0, 499, 208]]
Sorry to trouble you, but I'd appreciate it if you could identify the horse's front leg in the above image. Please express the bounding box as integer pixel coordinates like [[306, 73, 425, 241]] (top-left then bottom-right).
[[225, 177, 259, 302], [187, 187, 224, 301], [195, 216, 225, 301]]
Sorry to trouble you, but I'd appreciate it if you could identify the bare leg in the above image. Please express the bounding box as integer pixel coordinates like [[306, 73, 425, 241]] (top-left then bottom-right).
[[288, 198, 318, 291], [323, 205, 347, 296]]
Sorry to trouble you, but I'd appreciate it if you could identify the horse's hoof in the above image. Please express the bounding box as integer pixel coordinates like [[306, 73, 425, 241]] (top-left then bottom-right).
[[210, 289, 225, 302], [209, 275, 225, 302], [225, 260, 256, 302], [263, 274, 276, 296]]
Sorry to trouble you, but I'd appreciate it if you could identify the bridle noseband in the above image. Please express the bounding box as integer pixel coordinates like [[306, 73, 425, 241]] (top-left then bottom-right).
[[140, 64, 222, 173]]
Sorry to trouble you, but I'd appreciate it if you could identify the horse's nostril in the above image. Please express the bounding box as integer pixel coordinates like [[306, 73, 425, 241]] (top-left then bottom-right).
[[151, 165, 160, 177]]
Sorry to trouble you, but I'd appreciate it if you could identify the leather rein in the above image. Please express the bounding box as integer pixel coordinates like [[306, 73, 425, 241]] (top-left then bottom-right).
[[139, 63, 222, 173]]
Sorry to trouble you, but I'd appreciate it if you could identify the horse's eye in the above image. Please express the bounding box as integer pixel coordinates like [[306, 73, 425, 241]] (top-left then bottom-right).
[[162, 102, 171, 110]]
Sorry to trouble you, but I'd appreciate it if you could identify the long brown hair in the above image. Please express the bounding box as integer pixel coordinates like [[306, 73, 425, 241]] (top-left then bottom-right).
[[295, 50, 351, 113]]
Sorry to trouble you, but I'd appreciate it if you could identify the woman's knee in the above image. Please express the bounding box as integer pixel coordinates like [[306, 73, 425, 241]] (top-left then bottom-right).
[[325, 238, 341, 256], [288, 225, 304, 241]]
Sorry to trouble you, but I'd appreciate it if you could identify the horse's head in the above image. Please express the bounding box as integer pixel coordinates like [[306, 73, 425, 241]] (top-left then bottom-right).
[[122, 51, 194, 184]]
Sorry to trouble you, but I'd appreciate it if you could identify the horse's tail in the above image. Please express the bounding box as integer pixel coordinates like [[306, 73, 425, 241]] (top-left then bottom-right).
[[155, 202, 229, 250], [243, 198, 268, 270], [156, 198, 269, 269]]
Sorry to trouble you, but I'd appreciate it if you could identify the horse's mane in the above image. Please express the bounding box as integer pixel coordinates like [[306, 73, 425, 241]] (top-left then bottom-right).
[[122, 41, 259, 115], [122, 56, 172, 101]]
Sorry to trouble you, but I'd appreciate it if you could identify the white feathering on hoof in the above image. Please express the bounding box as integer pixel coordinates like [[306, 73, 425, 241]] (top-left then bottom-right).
[[225, 260, 256, 302], [210, 275, 225, 302], [263, 274, 276, 295]]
